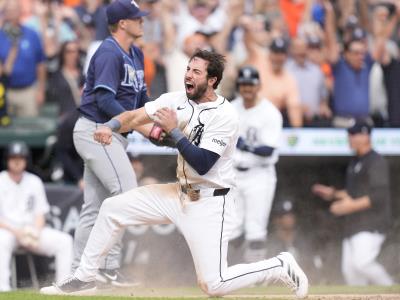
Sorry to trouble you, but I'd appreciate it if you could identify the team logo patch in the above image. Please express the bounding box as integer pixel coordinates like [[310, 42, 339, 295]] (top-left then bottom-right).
[[122, 64, 144, 91], [190, 124, 204, 146], [128, 67, 136, 82], [354, 162, 362, 173], [287, 135, 298, 147]]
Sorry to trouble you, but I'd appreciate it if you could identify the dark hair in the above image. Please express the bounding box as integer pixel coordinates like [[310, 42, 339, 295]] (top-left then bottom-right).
[[343, 38, 364, 52], [58, 40, 82, 70], [189, 49, 226, 89]]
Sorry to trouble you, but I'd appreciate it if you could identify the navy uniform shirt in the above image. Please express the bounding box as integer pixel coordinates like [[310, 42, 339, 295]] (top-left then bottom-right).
[[343, 150, 391, 237], [79, 36, 149, 123], [0, 25, 46, 88]]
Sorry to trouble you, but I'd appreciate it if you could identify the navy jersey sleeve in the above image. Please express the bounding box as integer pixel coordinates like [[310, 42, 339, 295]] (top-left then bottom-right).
[[93, 51, 122, 94]]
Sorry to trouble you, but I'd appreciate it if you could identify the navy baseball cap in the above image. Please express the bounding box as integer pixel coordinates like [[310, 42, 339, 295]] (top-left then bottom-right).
[[237, 66, 260, 85], [269, 37, 289, 53], [7, 141, 30, 158], [274, 199, 295, 216], [307, 35, 322, 48], [347, 118, 373, 135], [106, 0, 149, 25]]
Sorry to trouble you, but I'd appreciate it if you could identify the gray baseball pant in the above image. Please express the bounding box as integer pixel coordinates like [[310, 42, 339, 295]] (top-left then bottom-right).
[[72, 117, 137, 271]]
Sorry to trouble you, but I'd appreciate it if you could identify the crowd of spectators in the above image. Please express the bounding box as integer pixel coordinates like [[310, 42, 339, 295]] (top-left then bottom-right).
[[0, 0, 399, 129], [0, 0, 399, 187]]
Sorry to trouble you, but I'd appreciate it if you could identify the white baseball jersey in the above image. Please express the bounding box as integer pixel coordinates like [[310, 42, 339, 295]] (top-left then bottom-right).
[[230, 97, 283, 247], [145, 91, 239, 189], [231, 97, 283, 169], [0, 171, 49, 227]]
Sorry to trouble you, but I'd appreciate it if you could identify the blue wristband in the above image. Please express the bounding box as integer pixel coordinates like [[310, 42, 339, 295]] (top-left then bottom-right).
[[103, 119, 121, 132]]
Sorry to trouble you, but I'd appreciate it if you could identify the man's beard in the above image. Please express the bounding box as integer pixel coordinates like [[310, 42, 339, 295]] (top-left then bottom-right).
[[186, 81, 208, 101]]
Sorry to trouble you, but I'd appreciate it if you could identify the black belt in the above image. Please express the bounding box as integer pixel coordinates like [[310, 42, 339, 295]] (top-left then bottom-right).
[[180, 185, 230, 201], [236, 165, 271, 172], [213, 188, 230, 196], [236, 166, 250, 172]]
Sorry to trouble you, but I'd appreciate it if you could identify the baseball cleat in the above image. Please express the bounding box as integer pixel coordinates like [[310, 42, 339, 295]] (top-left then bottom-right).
[[96, 268, 140, 288], [276, 252, 309, 298], [40, 276, 96, 295]]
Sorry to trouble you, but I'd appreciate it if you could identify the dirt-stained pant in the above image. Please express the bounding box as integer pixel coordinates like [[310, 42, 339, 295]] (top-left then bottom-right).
[[75, 183, 287, 296]]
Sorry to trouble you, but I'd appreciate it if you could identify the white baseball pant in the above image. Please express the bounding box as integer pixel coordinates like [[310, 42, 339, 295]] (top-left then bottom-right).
[[342, 231, 393, 286], [231, 167, 276, 241], [75, 183, 285, 296], [0, 227, 73, 291]]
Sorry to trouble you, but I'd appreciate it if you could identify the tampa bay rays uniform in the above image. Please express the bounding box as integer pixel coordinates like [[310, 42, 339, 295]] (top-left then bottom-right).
[[230, 97, 283, 251], [0, 171, 73, 291], [73, 92, 301, 295], [72, 36, 148, 271]]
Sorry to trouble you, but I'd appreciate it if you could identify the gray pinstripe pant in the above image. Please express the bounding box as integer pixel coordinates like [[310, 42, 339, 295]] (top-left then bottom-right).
[[72, 117, 137, 271]]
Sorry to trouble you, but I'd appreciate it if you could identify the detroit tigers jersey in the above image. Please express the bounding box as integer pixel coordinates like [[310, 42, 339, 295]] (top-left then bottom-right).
[[231, 97, 283, 169], [0, 171, 49, 227], [145, 91, 239, 189], [79, 37, 148, 123]]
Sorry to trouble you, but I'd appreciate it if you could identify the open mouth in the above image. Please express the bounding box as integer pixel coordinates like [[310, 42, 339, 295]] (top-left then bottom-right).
[[185, 82, 194, 93]]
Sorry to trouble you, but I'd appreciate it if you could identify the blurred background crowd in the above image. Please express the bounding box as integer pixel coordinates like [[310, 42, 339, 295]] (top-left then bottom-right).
[[2, 0, 400, 182], [1, 0, 400, 128], [0, 0, 400, 289]]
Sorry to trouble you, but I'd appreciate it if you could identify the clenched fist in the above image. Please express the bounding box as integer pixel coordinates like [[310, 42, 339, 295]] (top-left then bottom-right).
[[94, 125, 113, 145]]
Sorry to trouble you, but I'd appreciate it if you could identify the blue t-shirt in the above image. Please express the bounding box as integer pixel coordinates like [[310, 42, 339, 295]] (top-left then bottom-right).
[[0, 25, 46, 88], [332, 55, 373, 117], [79, 37, 149, 123]]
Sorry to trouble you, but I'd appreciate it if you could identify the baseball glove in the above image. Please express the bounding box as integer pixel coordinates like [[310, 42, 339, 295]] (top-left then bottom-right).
[[149, 124, 176, 148]]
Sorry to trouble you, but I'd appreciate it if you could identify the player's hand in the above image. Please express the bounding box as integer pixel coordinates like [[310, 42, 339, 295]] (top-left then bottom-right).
[[154, 108, 178, 133], [94, 125, 113, 145], [329, 195, 354, 216], [311, 183, 335, 201]]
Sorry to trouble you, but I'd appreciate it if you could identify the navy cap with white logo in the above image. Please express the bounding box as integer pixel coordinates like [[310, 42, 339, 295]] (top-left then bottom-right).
[[7, 141, 30, 159], [269, 37, 289, 53], [237, 66, 260, 85], [347, 118, 373, 135], [106, 0, 149, 25]]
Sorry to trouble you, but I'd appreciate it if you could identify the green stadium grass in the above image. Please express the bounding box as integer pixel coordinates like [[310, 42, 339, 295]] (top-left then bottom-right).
[[0, 285, 399, 300]]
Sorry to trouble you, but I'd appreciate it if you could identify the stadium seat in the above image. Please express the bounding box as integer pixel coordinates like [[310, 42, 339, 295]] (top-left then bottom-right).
[[11, 248, 39, 290]]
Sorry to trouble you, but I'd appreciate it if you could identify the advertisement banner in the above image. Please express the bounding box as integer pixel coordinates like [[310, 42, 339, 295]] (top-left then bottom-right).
[[127, 129, 400, 156]]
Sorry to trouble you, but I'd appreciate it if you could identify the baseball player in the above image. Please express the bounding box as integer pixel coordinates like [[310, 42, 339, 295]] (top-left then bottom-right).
[[71, 0, 150, 286], [230, 66, 283, 262], [41, 50, 308, 298], [0, 141, 73, 291], [312, 119, 393, 285]]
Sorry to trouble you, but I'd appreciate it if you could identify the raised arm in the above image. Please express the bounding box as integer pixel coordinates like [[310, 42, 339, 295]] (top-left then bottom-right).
[[323, 0, 340, 64], [372, 4, 399, 65]]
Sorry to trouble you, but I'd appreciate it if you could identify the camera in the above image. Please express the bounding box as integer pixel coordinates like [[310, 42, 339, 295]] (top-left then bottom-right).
[[2, 22, 22, 45]]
